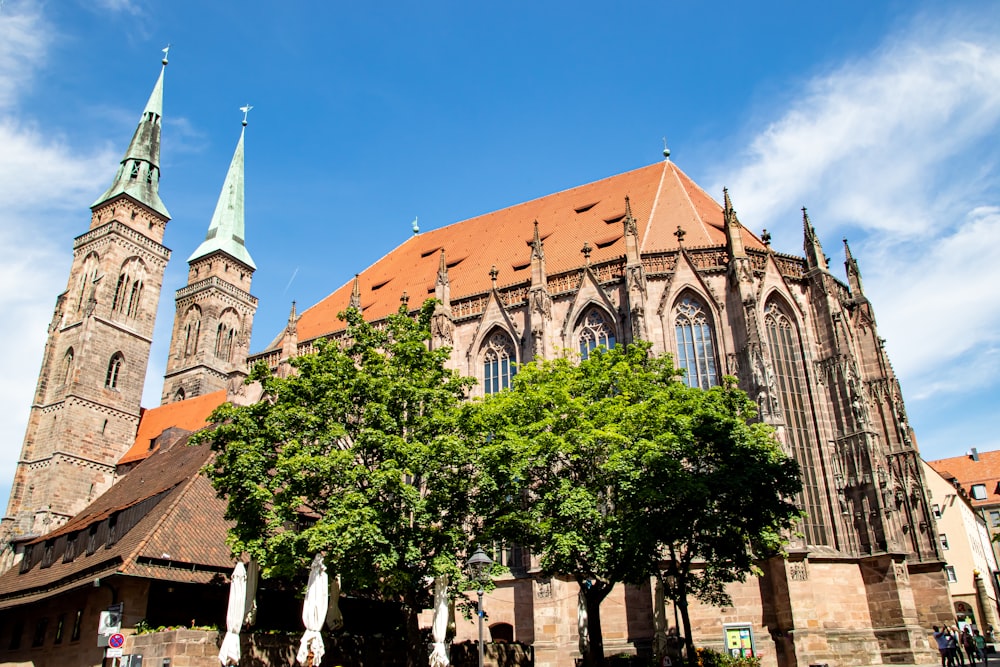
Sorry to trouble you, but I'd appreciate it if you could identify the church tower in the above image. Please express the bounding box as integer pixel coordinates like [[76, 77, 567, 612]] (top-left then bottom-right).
[[3, 55, 172, 537], [161, 113, 257, 404]]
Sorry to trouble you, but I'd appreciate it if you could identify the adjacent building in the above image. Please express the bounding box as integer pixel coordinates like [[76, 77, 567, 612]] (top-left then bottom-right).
[[927, 449, 1000, 632]]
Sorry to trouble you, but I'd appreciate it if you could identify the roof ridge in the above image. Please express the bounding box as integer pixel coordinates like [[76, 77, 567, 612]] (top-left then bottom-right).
[[640, 161, 670, 253]]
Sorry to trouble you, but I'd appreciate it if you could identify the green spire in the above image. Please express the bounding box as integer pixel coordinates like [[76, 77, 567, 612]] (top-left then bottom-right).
[[92, 54, 170, 218], [188, 117, 256, 269]]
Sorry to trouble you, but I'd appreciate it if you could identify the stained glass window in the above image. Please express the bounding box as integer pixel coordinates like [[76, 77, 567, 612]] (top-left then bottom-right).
[[578, 308, 616, 360], [674, 295, 718, 389], [483, 330, 515, 394]]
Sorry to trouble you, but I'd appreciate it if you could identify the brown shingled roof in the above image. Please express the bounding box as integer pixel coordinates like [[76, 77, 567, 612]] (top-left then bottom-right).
[[927, 449, 1000, 508], [0, 433, 233, 608], [292, 160, 764, 343]]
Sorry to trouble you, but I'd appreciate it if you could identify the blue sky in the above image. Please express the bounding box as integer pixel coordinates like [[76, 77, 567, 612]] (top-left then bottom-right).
[[1, 0, 999, 504]]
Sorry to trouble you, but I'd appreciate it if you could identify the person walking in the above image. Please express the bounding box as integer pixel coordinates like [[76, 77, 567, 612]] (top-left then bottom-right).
[[963, 628, 978, 666], [974, 629, 987, 667]]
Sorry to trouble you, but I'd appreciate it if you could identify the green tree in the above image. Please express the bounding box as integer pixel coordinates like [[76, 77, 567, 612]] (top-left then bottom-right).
[[195, 302, 476, 666], [466, 342, 801, 666], [466, 343, 682, 666], [627, 377, 803, 664]]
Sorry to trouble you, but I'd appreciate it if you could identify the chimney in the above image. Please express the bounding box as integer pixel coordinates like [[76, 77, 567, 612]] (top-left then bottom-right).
[[970, 448, 980, 462]]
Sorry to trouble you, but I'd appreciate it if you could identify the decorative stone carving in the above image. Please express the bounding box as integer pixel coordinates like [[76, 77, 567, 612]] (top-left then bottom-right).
[[789, 562, 809, 581]]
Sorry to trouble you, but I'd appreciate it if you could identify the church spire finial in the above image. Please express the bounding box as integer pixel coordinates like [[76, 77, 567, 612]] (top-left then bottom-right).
[[802, 207, 828, 270], [531, 220, 545, 260], [240, 104, 253, 127], [350, 274, 362, 310], [91, 51, 170, 218], [187, 109, 256, 269], [844, 238, 866, 296]]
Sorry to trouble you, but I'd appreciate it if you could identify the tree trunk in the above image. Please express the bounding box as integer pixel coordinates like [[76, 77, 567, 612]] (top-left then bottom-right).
[[676, 587, 695, 667], [583, 581, 614, 667], [403, 591, 427, 667]]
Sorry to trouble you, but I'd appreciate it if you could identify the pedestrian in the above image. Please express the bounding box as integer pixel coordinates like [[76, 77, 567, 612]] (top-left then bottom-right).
[[974, 629, 987, 667], [951, 627, 967, 667], [963, 628, 978, 665], [938, 626, 956, 667]]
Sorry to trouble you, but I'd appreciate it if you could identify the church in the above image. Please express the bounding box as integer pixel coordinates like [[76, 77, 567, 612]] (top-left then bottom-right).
[[0, 55, 955, 667]]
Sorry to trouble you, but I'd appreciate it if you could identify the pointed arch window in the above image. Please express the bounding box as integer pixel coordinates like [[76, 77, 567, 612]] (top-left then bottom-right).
[[215, 309, 241, 364], [764, 301, 828, 546], [76, 253, 100, 312], [62, 348, 74, 386], [105, 353, 124, 389], [174, 387, 186, 402], [183, 307, 202, 358], [673, 295, 719, 389], [578, 307, 616, 360], [483, 330, 516, 395], [111, 258, 146, 318], [126, 279, 143, 318]]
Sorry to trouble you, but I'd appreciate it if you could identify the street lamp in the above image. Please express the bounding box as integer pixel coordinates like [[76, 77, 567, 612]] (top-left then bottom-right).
[[466, 547, 493, 667]]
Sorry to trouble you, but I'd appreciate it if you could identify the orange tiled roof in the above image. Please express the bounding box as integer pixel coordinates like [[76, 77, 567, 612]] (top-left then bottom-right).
[[927, 450, 1000, 508], [118, 389, 227, 464], [291, 160, 764, 343]]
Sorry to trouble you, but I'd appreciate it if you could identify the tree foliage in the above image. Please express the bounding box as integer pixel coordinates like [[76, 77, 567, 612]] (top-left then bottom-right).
[[465, 342, 802, 666], [194, 302, 476, 663]]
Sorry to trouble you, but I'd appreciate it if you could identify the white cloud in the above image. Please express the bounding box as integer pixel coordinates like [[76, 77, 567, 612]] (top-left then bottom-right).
[[0, 1, 47, 109], [711, 13, 1000, 404], [90, 0, 141, 15]]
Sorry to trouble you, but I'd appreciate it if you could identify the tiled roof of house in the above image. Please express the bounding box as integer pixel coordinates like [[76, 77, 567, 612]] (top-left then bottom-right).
[[927, 449, 1000, 508], [288, 160, 762, 344], [0, 433, 232, 609], [118, 389, 227, 464]]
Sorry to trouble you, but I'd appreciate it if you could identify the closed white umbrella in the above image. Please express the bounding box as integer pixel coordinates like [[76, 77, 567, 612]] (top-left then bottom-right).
[[244, 559, 259, 627], [325, 573, 343, 631], [297, 554, 329, 666], [218, 561, 247, 666], [429, 575, 450, 667]]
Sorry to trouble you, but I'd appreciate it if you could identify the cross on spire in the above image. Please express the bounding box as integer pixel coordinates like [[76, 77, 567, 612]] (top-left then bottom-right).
[[240, 104, 253, 127]]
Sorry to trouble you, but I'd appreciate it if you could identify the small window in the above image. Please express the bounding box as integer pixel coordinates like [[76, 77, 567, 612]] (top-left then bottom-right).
[[70, 610, 83, 642], [990, 511, 1000, 528], [31, 618, 47, 647], [86, 525, 98, 555], [940, 534, 950, 550], [40, 541, 54, 568], [946, 565, 958, 583], [19, 545, 33, 574], [932, 504, 942, 519], [53, 614, 65, 645], [971, 484, 988, 500]]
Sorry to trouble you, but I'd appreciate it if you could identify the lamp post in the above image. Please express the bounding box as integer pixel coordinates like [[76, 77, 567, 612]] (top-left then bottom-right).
[[466, 547, 493, 667]]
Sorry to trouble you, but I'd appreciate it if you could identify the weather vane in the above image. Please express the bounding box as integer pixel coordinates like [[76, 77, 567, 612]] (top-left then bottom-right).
[[240, 104, 253, 126], [162, 44, 170, 65]]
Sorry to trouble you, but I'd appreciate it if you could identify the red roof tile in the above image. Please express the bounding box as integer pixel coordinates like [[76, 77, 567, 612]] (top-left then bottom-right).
[[292, 160, 765, 343], [927, 450, 1000, 507], [118, 390, 227, 464]]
